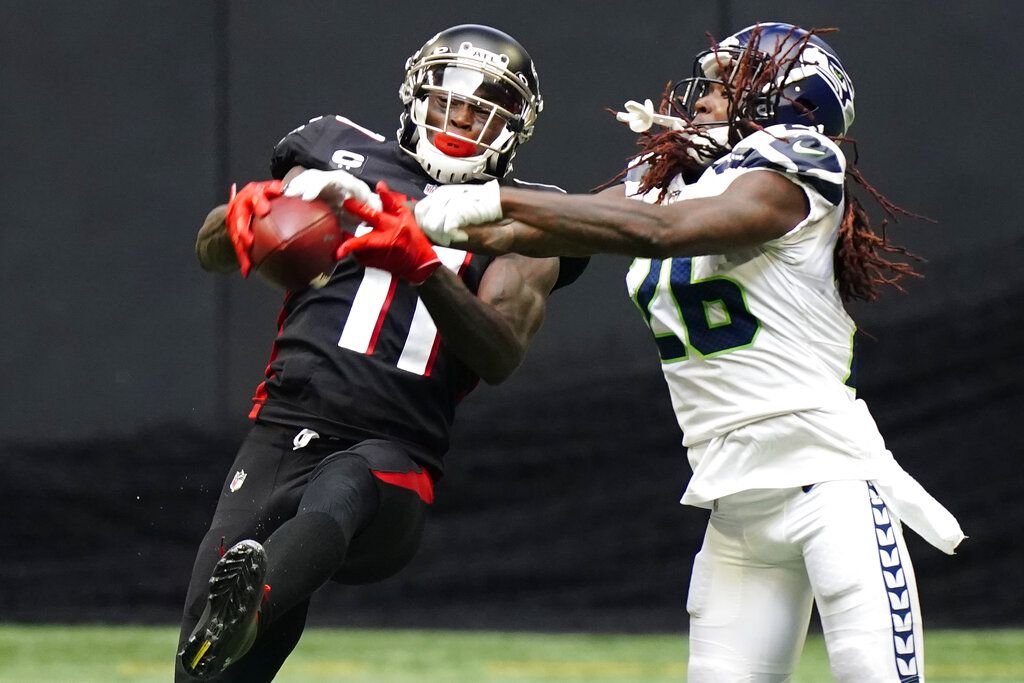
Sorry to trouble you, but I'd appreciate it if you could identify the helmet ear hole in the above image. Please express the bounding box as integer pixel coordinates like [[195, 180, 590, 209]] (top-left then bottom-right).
[[794, 96, 818, 117]]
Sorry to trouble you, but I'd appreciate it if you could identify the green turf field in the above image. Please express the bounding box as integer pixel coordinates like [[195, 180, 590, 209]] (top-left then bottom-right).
[[0, 625, 1020, 682]]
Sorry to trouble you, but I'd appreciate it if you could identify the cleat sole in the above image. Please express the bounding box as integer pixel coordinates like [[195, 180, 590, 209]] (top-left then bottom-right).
[[178, 540, 267, 679]]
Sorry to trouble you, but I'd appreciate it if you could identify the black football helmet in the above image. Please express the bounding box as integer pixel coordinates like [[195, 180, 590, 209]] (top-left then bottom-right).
[[398, 24, 543, 183]]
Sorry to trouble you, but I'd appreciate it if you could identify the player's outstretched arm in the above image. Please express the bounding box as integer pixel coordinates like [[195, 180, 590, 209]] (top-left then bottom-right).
[[420, 172, 808, 258]]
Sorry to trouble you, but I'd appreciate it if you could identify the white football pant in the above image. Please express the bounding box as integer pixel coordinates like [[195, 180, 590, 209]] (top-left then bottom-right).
[[686, 480, 923, 682]]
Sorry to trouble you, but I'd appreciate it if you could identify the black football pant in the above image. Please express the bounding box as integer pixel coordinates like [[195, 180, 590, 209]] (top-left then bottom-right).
[[174, 422, 433, 682]]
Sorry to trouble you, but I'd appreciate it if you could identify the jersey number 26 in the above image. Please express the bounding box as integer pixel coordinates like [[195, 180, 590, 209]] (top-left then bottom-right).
[[631, 257, 760, 361]]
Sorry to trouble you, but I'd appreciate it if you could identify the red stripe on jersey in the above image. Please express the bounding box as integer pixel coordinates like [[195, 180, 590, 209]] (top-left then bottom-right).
[[248, 386, 266, 419], [422, 252, 474, 377], [250, 293, 292, 420], [365, 275, 398, 355], [371, 468, 435, 504], [421, 335, 442, 378], [455, 251, 474, 277]]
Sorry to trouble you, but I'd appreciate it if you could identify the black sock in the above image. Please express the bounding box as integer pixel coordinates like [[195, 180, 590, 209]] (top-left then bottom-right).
[[259, 512, 348, 628]]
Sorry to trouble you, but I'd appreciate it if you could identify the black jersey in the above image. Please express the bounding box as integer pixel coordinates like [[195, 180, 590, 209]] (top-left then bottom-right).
[[251, 114, 582, 476]]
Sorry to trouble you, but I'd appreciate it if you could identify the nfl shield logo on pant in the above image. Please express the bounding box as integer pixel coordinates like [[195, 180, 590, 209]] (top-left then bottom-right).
[[229, 470, 247, 493]]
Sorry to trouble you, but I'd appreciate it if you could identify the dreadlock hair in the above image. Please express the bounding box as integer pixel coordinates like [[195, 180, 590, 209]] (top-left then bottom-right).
[[610, 25, 926, 303]]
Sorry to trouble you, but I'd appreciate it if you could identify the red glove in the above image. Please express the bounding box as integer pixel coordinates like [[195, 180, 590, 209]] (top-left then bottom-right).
[[225, 179, 284, 276], [338, 181, 442, 285]]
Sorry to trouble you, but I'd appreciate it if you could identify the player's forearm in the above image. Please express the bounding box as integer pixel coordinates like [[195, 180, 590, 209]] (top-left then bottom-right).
[[459, 220, 593, 258], [196, 205, 240, 272], [495, 187, 680, 258], [416, 268, 529, 384], [491, 171, 810, 258]]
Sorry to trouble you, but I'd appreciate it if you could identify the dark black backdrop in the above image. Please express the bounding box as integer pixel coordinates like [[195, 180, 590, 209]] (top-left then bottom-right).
[[2, 1, 1021, 630]]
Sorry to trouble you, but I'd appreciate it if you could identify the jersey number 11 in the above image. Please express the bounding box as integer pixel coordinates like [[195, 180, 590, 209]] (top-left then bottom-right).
[[337, 247, 471, 375]]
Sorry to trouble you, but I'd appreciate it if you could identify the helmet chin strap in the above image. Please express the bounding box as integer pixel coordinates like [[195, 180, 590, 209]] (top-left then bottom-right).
[[684, 125, 731, 163], [413, 134, 491, 184]]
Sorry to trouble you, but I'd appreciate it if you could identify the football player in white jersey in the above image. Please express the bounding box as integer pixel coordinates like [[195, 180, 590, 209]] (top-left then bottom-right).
[[378, 22, 966, 683]]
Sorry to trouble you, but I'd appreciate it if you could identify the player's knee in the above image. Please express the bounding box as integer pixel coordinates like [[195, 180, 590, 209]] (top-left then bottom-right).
[[688, 656, 792, 683], [300, 453, 379, 538], [333, 479, 429, 584], [826, 630, 920, 682], [828, 643, 893, 682], [687, 656, 739, 682], [818, 573, 922, 682]]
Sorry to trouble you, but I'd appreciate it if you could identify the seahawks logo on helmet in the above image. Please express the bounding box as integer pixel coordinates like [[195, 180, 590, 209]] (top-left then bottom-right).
[[795, 44, 855, 129], [674, 22, 856, 139]]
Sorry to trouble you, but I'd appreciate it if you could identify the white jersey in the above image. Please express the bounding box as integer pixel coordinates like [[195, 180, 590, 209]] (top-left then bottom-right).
[[627, 126, 859, 443], [624, 125, 923, 512]]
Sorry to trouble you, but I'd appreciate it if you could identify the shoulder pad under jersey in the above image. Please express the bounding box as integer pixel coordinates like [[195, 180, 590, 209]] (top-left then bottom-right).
[[270, 115, 388, 179], [712, 125, 846, 206]]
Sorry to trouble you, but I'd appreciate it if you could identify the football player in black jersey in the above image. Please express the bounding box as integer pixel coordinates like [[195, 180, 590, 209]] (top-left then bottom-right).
[[176, 25, 585, 681]]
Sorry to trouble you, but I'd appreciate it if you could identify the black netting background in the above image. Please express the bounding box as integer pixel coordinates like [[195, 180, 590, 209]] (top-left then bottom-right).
[[3, 270, 1020, 629]]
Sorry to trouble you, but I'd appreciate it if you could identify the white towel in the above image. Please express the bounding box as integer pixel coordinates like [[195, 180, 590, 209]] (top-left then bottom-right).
[[872, 451, 966, 555]]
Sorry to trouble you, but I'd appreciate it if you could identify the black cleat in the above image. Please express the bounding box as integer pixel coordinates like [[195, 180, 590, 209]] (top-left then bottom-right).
[[179, 539, 270, 679]]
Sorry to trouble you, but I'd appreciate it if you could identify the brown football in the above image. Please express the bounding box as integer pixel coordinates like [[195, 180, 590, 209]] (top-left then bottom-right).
[[249, 196, 343, 290]]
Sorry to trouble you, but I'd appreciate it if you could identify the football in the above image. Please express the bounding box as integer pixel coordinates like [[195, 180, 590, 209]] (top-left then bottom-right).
[[249, 196, 344, 290]]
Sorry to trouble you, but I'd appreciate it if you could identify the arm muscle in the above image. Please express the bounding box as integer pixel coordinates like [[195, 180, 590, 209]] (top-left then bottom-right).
[[461, 171, 808, 258], [415, 254, 558, 384]]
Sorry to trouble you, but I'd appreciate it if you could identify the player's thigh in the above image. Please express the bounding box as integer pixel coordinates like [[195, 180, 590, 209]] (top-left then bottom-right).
[[308, 439, 432, 585], [211, 424, 326, 535], [687, 506, 814, 682], [802, 480, 923, 683]]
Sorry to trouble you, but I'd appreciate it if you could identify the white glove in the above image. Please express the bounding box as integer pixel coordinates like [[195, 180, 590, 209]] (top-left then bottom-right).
[[283, 168, 382, 212], [413, 179, 502, 246], [614, 99, 687, 133]]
